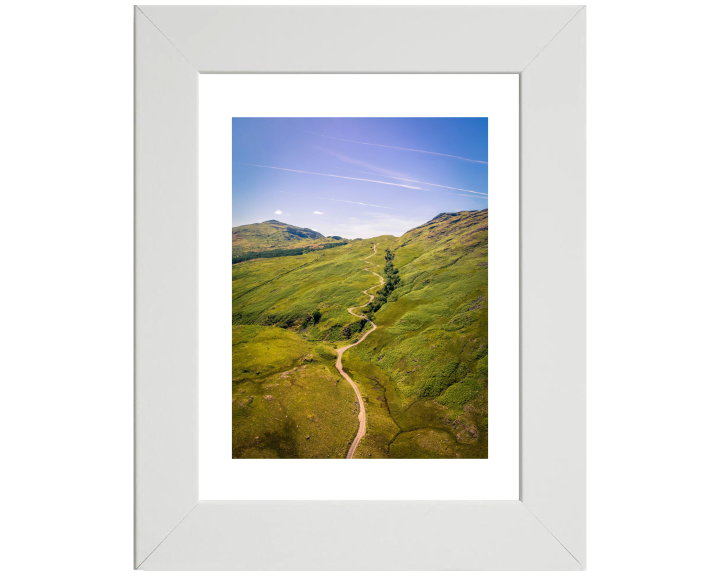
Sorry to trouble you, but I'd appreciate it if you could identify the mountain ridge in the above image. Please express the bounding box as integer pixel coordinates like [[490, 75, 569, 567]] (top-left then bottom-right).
[[232, 220, 332, 256], [233, 210, 487, 250]]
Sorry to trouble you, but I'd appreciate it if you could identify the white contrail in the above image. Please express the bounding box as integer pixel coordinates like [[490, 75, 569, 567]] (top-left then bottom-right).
[[334, 167, 488, 197], [237, 163, 425, 190], [280, 191, 423, 214], [304, 131, 488, 164]]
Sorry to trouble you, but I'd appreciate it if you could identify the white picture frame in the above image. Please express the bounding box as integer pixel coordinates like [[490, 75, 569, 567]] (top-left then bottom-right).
[[134, 5, 586, 570]]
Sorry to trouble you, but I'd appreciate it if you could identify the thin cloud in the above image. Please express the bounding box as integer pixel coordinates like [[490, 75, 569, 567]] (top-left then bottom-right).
[[315, 146, 410, 180], [237, 163, 425, 190], [304, 130, 488, 164], [280, 191, 423, 214], [335, 167, 488, 197], [313, 211, 324, 214]]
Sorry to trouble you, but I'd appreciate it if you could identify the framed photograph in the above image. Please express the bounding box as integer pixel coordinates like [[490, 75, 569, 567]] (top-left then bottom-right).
[[135, 5, 585, 570], [199, 75, 519, 502]]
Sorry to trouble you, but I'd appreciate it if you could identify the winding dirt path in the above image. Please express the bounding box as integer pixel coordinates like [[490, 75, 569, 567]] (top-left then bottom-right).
[[336, 244, 384, 459]]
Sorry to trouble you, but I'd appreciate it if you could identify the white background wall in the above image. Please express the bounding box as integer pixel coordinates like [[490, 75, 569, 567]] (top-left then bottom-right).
[[1, 1, 717, 574]]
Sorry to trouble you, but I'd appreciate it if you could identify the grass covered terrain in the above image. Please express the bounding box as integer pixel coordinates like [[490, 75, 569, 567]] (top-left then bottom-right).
[[232, 219, 345, 260], [232, 210, 488, 458], [232, 326, 358, 458], [231, 241, 348, 264]]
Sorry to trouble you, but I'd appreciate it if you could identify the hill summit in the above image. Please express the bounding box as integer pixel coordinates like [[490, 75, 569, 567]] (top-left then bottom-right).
[[405, 209, 487, 237], [232, 220, 327, 254]]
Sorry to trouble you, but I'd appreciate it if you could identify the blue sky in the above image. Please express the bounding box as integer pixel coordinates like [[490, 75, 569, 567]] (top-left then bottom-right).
[[232, 117, 488, 238]]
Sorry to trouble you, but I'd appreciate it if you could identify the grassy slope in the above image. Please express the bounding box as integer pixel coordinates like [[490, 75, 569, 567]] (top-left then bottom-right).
[[232, 211, 488, 458], [232, 326, 358, 458], [345, 210, 488, 458], [232, 239, 388, 458], [232, 220, 333, 255]]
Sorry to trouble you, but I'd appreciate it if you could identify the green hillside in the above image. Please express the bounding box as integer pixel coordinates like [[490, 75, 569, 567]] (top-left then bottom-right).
[[231, 219, 344, 258], [232, 210, 488, 458]]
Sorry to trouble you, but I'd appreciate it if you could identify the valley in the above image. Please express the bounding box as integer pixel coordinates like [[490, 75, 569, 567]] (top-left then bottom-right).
[[231, 210, 489, 459]]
